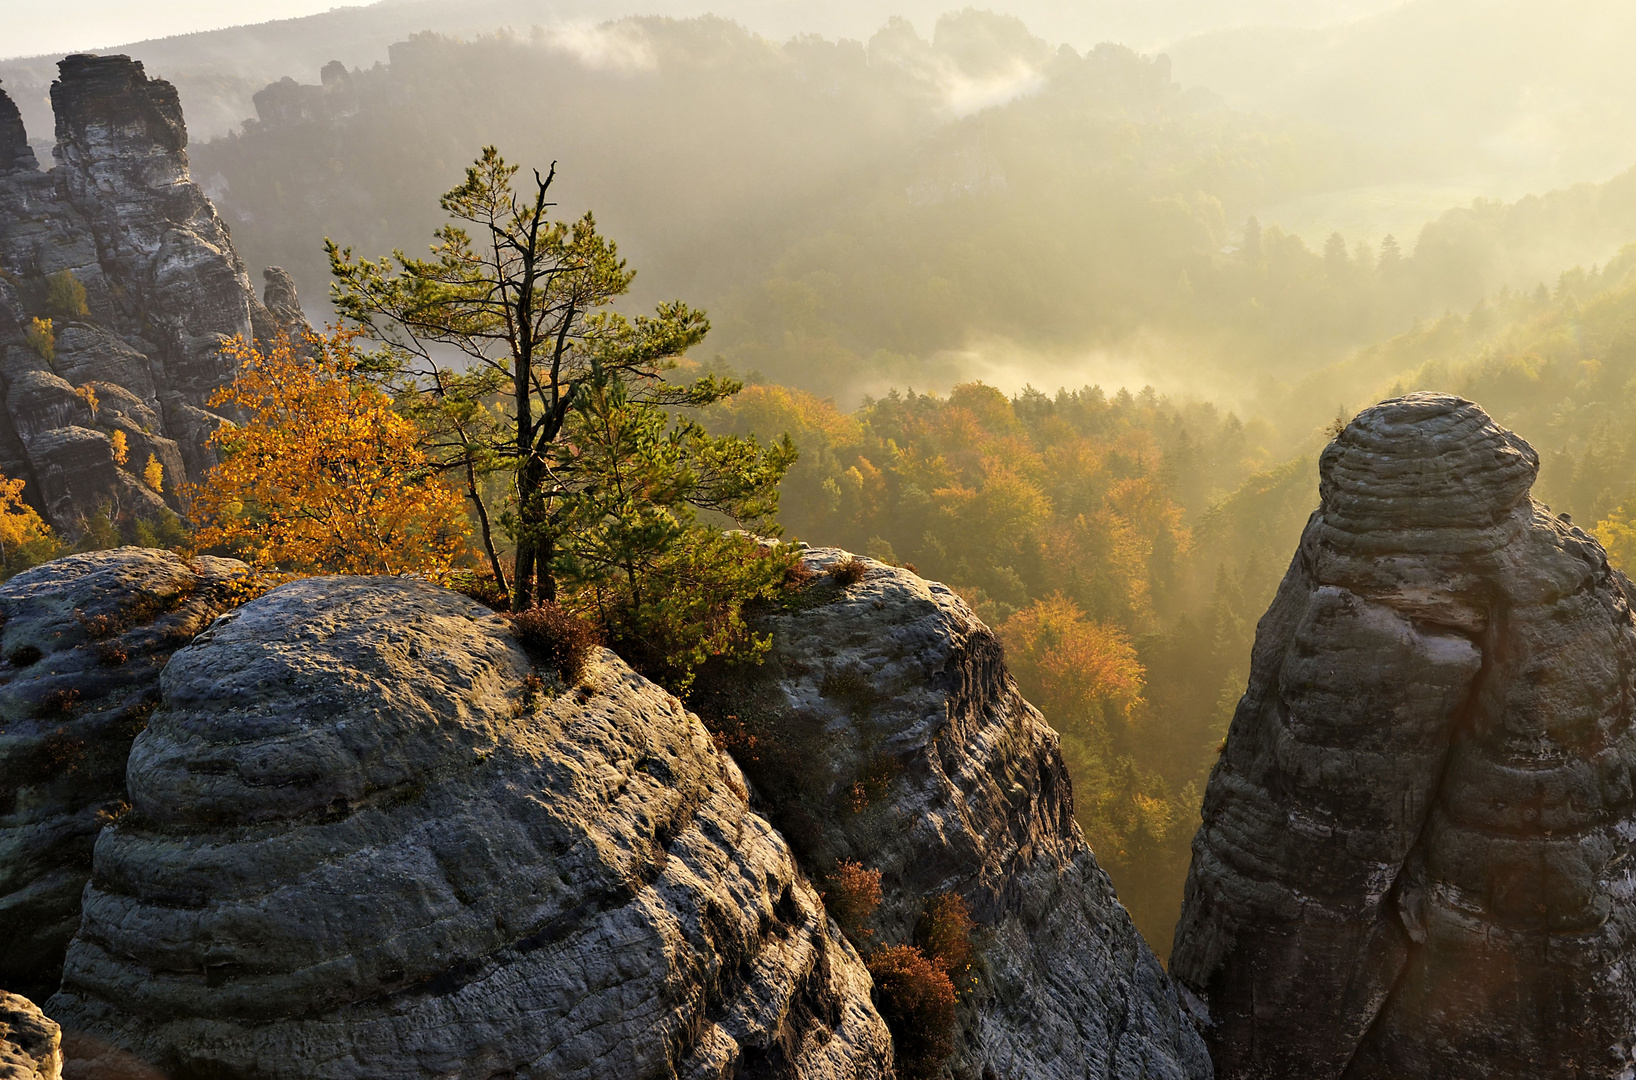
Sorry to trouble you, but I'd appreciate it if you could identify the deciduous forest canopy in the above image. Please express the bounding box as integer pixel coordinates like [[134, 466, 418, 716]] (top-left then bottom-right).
[[10, 0, 1636, 958]]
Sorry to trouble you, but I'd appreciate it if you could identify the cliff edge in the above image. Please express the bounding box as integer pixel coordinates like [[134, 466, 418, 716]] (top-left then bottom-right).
[[695, 548, 1211, 1079], [1171, 393, 1636, 1079], [0, 57, 307, 535]]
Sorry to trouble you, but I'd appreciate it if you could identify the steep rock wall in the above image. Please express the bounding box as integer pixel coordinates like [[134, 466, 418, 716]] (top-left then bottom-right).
[[695, 549, 1212, 1080], [0, 58, 307, 533], [46, 576, 892, 1080], [0, 548, 246, 1002], [1170, 393, 1636, 1079]]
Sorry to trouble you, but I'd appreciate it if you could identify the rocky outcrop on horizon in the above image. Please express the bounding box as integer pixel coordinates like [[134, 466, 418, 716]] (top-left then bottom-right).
[[45, 575, 893, 1080], [1170, 393, 1636, 1079], [695, 548, 1212, 1080], [0, 549, 247, 1003], [0, 56, 307, 536]]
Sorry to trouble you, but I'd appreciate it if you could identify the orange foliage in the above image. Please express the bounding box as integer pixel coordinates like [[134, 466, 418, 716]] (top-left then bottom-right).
[[999, 594, 1145, 724], [189, 330, 468, 578], [916, 892, 976, 984], [715, 383, 862, 446], [866, 944, 958, 1080], [0, 473, 56, 573], [824, 860, 883, 940]]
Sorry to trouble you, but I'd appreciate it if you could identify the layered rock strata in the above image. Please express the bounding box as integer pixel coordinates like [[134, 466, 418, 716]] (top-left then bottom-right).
[[0, 56, 308, 534], [697, 549, 1211, 1079], [0, 548, 247, 1001], [48, 576, 892, 1080], [0, 993, 60, 1080], [1170, 393, 1636, 1079]]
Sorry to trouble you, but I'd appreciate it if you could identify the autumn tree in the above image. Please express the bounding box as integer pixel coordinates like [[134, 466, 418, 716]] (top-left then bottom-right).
[[0, 474, 61, 579], [328, 147, 791, 614], [188, 330, 469, 578], [1000, 594, 1144, 731], [999, 592, 1188, 945]]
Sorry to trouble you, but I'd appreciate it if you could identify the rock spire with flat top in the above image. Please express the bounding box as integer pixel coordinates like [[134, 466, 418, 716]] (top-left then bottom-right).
[[1171, 393, 1636, 1079]]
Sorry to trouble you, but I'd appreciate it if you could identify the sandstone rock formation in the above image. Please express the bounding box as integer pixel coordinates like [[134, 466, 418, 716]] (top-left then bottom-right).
[[0, 83, 37, 176], [0, 55, 308, 536], [1170, 393, 1636, 1079], [0, 992, 60, 1080], [695, 549, 1212, 1080], [48, 576, 892, 1080], [0, 548, 247, 1002]]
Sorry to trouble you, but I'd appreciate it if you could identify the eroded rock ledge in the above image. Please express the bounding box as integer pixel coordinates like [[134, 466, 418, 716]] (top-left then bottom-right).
[[1171, 393, 1636, 1079], [46, 576, 891, 1080], [0, 992, 60, 1080], [0, 548, 246, 1001], [697, 549, 1212, 1080]]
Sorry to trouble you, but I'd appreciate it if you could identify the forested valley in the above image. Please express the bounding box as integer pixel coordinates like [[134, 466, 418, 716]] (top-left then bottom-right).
[[10, 2, 1636, 960]]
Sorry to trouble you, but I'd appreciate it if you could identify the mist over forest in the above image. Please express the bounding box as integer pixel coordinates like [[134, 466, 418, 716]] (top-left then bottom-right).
[[9, 0, 1636, 965]]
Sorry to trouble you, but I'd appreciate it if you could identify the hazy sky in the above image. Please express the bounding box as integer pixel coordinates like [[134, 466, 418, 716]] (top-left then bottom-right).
[[1, 0, 344, 58], [3, 0, 1406, 62]]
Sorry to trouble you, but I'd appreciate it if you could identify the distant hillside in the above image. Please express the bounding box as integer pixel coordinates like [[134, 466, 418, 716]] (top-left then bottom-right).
[[181, 14, 1376, 404]]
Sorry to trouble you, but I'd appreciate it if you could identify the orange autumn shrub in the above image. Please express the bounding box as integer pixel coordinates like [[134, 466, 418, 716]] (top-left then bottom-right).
[[189, 330, 468, 579], [866, 944, 958, 1080], [0, 473, 60, 578], [824, 860, 883, 941]]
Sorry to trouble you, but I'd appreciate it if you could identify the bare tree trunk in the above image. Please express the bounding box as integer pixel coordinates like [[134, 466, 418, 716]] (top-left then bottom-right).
[[513, 543, 534, 611], [465, 457, 508, 601]]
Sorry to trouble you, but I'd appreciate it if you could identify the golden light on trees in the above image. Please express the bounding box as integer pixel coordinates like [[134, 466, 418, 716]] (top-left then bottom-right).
[[999, 594, 1145, 723], [188, 330, 469, 579], [0, 474, 59, 576]]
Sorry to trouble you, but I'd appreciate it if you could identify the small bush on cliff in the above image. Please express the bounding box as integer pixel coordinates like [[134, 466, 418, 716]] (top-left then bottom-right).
[[828, 556, 868, 587], [24, 317, 53, 363], [917, 892, 977, 993], [823, 860, 882, 942], [509, 603, 600, 685], [866, 944, 958, 1080], [574, 531, 798, 693], [45, 269, 89, 318]]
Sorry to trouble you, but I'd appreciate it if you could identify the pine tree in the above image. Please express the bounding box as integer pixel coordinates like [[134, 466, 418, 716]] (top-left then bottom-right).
[[328, 147, 794, 612]]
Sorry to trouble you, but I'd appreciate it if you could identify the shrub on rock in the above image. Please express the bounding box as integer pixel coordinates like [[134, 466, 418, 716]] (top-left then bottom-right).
[[509, 602, 600, 685], [866, 944, 957, 1080]]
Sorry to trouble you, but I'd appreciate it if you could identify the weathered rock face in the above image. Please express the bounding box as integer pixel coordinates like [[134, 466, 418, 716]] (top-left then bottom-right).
[[0, 549, 247, 1002], [1170, 393, 1636, 1080], [0, 992, 61, 1080], [695, 549, 1211, 1080], [47, 576, 892, 1080], [0, 56, 309, 535], [0, 83, 37, 176]]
